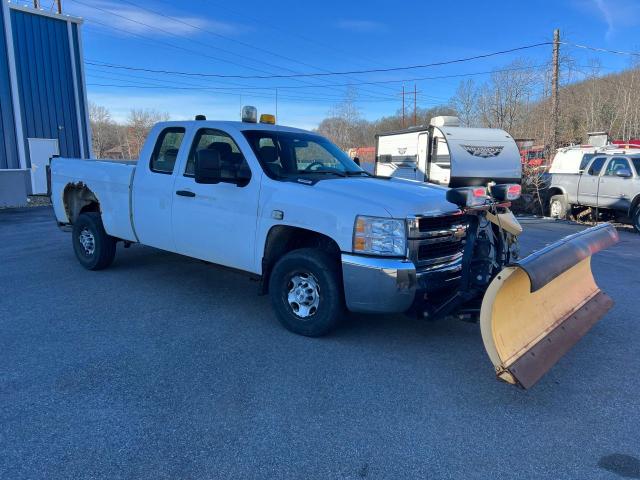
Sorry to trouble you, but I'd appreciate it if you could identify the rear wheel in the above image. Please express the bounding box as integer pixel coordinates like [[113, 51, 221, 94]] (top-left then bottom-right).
[[549, 195, 568, 219], [269, 248, 345, 337], [72, 212, 116, 270]]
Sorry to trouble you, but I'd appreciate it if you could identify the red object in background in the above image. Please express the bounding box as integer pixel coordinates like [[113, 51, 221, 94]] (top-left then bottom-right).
[[349, 147, 375, 163], [612, 139, 640, 148], [519, 146, 546, 167]]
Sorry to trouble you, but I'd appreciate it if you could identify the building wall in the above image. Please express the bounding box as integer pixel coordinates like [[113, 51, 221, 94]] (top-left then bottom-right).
[[10, 8, 83, 165], [0, 4, 19, 169]]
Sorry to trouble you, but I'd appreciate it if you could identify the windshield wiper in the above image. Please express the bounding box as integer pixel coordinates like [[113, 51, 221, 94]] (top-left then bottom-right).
[[297, 169, 347, 177], [345, 170, 372, 177]]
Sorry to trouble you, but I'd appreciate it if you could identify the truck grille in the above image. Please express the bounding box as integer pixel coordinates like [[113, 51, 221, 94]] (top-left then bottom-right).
[[417, 241, 465, 261], [418, 213, 468, 232], [408, 212, 468, 268]]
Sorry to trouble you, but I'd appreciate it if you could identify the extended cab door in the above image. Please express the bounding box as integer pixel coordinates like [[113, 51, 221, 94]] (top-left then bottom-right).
[[577, 156, 606, 206], [132, 126, 187, 252], [171, 128, 260, 272], [597, 157, 633, 209]]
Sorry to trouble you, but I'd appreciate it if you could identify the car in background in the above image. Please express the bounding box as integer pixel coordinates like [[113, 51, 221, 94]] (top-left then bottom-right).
[[547, 153, 640, 232]]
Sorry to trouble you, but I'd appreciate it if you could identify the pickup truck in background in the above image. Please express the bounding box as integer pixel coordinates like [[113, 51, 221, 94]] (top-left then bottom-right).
[[547, 153, 640, 232], [50, 108, 618, 389]]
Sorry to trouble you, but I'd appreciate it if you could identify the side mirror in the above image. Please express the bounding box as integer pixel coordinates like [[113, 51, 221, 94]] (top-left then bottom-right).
[[615, 168, 632, 178], [195, 150, 222, 184], [353, 157, 361, 166]]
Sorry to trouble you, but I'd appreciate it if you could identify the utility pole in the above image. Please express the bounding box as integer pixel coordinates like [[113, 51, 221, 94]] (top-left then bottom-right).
[[413, 83, 417, 126], [401, 85, 405, 128], [33, 0, 40, 8], [550, 28, 560, 154]]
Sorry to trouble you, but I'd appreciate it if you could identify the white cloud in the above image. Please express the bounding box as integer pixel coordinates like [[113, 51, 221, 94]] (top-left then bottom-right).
[[590, 0, 640, 39], [68, 0, 241, 37], [335, 19, 387, 33]]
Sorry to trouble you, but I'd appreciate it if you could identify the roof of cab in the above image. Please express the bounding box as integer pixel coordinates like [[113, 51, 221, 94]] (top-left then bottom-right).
[[154, 120, 312, 134]]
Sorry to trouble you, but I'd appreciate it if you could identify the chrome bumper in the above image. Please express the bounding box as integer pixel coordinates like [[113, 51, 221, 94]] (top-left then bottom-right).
[[341, 254, 463, 314]]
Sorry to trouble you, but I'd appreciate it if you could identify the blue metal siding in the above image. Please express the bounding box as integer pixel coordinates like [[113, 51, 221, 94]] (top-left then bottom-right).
[[0, 5, 19, 169], [72, 23, 89, 158], [11, 9, 81, 163]]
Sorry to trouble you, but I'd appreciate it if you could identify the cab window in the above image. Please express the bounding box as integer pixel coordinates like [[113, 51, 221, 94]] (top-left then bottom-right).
[[604, 157, 630, 176], [587, 157, 606, 176], [184, 128, 251, 185], [150, 127, 185, 174]]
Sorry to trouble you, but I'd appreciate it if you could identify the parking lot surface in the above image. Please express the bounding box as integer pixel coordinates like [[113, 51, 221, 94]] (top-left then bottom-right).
[[1, 207, 639, 479]]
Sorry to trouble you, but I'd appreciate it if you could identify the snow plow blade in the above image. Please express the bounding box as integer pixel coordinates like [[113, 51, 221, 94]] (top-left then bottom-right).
[[480, 223, 618, 389]]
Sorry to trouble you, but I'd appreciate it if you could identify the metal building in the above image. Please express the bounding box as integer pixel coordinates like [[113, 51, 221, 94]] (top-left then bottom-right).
[[0, 2, 91, 207]]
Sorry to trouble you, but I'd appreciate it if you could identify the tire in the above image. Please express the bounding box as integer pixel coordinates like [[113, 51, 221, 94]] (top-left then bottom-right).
[[549, 195, 568, 219], [632, 207, 640, 234], [269, 248, 345, 337], [72, 212, 117, 270]]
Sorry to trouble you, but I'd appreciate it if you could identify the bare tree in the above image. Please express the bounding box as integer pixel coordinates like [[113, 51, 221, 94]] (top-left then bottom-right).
[[89, 102, 121, 158], [317, 88, 366, 150], [476, 60, 539, 136], [451, 79, 478, 127], [126, 109, 170, 159]]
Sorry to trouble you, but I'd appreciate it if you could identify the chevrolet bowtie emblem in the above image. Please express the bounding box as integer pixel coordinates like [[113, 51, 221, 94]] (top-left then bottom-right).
[[462, 145, 504, 158]]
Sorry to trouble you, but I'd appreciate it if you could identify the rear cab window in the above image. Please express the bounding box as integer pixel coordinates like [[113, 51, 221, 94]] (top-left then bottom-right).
[[587, 157, 606, 176], [150, 127, 185, 174], [184, 128, 251, 186]]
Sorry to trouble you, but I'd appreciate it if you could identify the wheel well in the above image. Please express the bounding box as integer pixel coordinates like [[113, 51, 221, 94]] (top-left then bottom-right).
[[547, 187, 566, 201], [260, 226, 341, 294], [62, 183, 100, 224]]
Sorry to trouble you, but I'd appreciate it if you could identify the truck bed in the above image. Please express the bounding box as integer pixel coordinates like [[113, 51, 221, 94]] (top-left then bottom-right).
[[51, 158, 138, 242]]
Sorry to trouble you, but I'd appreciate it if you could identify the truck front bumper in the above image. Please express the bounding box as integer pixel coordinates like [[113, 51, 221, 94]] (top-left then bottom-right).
[[341, 253, 462, 314]]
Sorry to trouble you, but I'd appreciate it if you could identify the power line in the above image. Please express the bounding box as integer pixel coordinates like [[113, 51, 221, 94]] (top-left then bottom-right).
[[115, 0, 399, 97], [195, 0, 396, 70], [85, 60, 550, 91], [84, 83, 409, 103], [84, 42, 552, 80], [561, 41, 640, 57], [68, 0, 397, 101]]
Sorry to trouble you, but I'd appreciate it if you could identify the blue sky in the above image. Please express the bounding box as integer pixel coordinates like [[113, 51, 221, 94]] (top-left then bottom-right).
[[36, 0, 640, 128]]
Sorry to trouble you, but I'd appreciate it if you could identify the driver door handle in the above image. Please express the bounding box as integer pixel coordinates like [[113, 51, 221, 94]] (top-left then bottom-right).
[[176, 190, 196, 197]]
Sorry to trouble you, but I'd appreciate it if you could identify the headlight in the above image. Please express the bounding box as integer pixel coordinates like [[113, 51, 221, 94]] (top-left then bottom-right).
[[353, 216, 406, 256]]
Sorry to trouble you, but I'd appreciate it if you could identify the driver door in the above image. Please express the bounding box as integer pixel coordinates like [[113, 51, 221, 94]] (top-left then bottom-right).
[[171, 128, 260, 273], [598, 157, 632, 209]]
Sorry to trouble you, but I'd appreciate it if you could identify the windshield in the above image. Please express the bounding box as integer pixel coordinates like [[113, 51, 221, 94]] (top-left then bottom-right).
[[242, 130, 364, 179]]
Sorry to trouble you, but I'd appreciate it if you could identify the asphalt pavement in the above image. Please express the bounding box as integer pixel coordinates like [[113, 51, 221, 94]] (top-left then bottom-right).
[[1, 207, 639, 479]]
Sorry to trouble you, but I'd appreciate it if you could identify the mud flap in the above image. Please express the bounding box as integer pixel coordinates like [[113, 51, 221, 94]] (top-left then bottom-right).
[[480, 223, 619, 389]]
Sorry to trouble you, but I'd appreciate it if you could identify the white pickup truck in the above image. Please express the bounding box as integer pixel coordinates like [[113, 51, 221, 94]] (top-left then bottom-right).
[[50, 111, 618, 388], [52, 113, 466, 336]]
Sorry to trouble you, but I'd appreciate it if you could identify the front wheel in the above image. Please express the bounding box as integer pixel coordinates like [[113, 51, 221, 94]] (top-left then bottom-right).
[[549, 195, 568, 219], [632, 207, 640, 234], [72, 212, 117, 270], [269, 248, 345, 337]]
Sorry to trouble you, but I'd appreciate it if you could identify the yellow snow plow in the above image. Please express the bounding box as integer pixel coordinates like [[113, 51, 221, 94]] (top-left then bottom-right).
[[479, 223, 618, 389]]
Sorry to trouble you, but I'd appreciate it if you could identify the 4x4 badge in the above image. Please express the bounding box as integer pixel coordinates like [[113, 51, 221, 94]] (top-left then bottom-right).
[[462, 145, 504, 158]]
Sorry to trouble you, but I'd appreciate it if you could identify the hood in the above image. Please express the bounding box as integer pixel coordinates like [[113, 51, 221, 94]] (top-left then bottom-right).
[[310, 177, 459, 218]]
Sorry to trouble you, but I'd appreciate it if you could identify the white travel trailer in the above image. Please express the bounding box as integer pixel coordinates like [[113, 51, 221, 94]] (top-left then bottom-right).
[[374, 116, 522, 187]]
